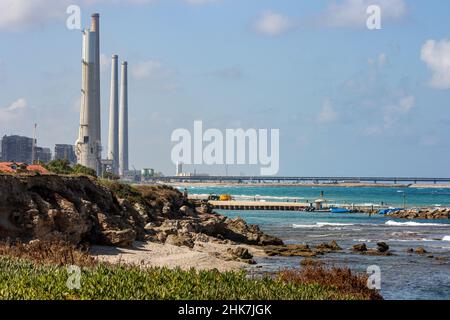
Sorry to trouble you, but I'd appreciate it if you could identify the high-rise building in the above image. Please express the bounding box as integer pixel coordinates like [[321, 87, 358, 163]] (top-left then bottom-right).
[[1, 135, 33, 163], [54, 144, 77, 164], [34, 147, 52, 164]]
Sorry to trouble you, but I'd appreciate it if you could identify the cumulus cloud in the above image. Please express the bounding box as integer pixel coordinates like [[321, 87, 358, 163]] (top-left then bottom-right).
[[0, 98, 28, 122], [364, 93, 415, 135], [318, 0, 407, 28], [254, 10, 295, 36], [0, 0, 71, 32], [420, 39, 450, 90], [317, 99, 338, 124]]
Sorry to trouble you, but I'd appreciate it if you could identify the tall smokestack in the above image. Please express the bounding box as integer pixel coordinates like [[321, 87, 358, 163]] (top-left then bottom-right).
[[108, 55, 119, 174], [119, 61, 129, 176], [91, 13, 101, 147], [75, 13, 102, 173]]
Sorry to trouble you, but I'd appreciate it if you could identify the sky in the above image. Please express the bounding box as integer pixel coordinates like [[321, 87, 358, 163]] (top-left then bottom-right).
[[1, 0, 450, 177]]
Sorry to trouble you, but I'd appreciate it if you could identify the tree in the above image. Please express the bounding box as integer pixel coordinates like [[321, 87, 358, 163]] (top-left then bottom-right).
[[73, 164, 97, 178], [45, 159, 73, 174]]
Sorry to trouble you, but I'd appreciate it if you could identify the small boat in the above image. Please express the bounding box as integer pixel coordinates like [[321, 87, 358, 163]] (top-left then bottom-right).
[[331, 208, 351, 214]]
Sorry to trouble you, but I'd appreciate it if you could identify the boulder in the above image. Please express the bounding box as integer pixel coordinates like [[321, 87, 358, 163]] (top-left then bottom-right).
[[415, 247, 428, 254], [227, 246, 253, 260], [315, 240, 342, 252], [352, 243, 367, 252], [165, 234, 194, 248], [377, 242, 389, 253]]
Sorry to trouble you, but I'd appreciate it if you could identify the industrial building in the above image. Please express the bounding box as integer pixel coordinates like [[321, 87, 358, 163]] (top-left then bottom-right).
[[54, 144, 77, 164], [1, 135, 34, 163], [34, 147, 52, 164]]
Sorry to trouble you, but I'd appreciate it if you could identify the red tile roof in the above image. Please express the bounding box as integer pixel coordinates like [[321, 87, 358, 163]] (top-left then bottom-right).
[[0, 162, 49, 174]]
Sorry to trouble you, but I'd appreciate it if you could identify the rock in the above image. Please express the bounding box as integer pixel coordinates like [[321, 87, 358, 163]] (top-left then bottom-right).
[[377, 242, 389, 253], [300, 258, 323, 267], [102, 229, 136, 247], [227, 246, 253, 260], [179, 205, 195, 217], [352, 243, 367, 252], [406, 248, 414, 253], [415, 247, 428, 254], [264, 244, 317, 257], [144, 222, 155, 230], [315, 240, 342, 252], [165, 234, 194, 248]]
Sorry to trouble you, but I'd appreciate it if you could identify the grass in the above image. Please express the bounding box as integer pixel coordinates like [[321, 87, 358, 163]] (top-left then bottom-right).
[[0, 241, 381, 300], [0, 256, 380, 300]]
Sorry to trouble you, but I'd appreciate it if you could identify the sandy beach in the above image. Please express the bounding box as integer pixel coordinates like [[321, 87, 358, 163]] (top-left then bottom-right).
[[90, 241, 266, 272]]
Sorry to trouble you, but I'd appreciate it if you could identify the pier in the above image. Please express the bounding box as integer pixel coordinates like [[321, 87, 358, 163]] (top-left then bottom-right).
[[153, 176, 450, 184], [209, 200, 313, 211]]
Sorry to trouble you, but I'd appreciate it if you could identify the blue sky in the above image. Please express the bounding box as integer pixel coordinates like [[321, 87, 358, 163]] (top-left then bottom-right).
[[1, 0, 450, 176]]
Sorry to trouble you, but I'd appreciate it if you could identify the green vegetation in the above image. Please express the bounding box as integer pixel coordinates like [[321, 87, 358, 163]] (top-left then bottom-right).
[[0, 256, 379, 300], [45, 159, 97, 177]]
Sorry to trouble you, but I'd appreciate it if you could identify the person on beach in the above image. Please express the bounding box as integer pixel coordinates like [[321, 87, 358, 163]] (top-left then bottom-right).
[[183, 188, 188, 201]]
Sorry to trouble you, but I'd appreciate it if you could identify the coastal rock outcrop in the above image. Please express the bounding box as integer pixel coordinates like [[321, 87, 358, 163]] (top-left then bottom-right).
[[0, 174, 283, 249], [387, 208, 450, 220]]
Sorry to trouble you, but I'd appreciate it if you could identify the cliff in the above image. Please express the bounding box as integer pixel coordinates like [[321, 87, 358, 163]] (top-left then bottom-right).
[[0, 174, 282, 248]]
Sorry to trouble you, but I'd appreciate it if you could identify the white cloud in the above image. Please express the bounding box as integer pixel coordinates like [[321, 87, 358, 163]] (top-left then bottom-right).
[[365, 93, 415, 135], [131, 60, 175, 80], [0, 98, 28, 122], [254, 10, 295, 36], [319, 0, 407, 28], [420, 39, 450, 90], [317, 99, 338, 124], [0, 0, 71, 32]]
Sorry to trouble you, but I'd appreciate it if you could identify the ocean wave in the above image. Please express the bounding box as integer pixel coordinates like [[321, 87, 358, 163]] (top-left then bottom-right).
[[385, 220, 446, 227], [443, 236, 450, 241], [293, 222, 355, 228]]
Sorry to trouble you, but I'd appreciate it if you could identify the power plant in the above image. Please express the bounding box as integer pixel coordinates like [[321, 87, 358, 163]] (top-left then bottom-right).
[[75, 13, 129, 177], [118, 61, 129, 176], [107, 55, 119, 174]]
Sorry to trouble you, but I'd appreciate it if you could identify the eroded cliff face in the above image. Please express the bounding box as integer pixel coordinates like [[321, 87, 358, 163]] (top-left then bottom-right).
[[0, 174, 283, 248], [0, 174, 145, 247]]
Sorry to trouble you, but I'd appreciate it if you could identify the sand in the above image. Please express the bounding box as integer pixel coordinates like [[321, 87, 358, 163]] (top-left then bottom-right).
[[90, 241, 265, 272]]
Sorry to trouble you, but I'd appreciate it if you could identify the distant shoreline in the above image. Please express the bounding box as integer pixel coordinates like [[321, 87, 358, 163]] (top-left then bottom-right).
[[164, 182, 450, 189]]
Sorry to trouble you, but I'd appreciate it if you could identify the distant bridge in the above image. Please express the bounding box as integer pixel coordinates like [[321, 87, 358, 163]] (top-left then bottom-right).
[[150, 176, 450, 184]]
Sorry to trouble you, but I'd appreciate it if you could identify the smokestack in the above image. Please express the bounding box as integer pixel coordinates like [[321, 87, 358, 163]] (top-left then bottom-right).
[[108, 55, 119, 174], [91, 13, 101, 148], [119, 61, 129, 176], [75, 13, 102, 173]]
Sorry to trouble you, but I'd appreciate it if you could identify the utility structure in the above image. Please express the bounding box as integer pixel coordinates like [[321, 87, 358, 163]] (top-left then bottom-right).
[[107, 55, 119, 174], [118, 61, 129, 176], [75, 13, 102, 174]]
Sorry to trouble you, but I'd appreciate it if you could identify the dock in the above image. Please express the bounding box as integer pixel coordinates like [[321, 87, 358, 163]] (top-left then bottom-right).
[[209, 200, 315, 211]]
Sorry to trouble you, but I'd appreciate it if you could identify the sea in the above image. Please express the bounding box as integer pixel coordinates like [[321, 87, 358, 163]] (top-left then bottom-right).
[[179, 185, 450, 300]]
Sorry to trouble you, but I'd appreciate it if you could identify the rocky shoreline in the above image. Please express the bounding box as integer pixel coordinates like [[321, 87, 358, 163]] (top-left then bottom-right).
[[0, 174, 285, 268], [385, 208, 450, 220]]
